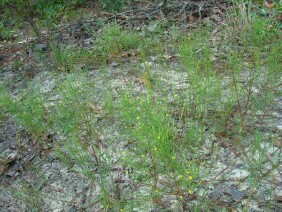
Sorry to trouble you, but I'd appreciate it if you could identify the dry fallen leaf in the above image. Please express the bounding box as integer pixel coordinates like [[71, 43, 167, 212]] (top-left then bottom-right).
[[273, 139, 281, 148]]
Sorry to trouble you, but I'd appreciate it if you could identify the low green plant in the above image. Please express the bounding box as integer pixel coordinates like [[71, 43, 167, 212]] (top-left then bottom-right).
[[14, 183, 41, 211], [265, 38, 281, 86], [50, 24, 164, 69], [11, 60, 23, 72], [0, 84, 50, 142], [9, 175, 49, 211], [50, 74, 115, 209], [1, 0, 87, 36], [99, 0, 122, 11], [0, 21, 14, 40], [50, 24, 148, 69], [116, 90, 205, 210], [217, 9, 281, 210], [94, 24, 141, 62], [179, 30, 222, 123], [50, 44, 93, 71]]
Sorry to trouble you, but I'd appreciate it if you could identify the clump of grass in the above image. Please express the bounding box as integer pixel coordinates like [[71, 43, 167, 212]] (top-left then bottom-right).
[[0, 84, 50, 142], [1, 0, 89, 37], [50, 24, 167, 71], [116, 90, 205, 210], [179, 30, 223, 128], [0, 74, 115, 210], [51, 44, 92, 72], [175, 8, 281, 209], [12, 176, 48, 211], [0, 21, 15, 40], [49, 74, 115, 210], [93, 24, 141, 63]]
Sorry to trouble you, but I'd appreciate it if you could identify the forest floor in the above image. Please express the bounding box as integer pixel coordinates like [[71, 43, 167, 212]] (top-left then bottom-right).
[[0, 1, 281, 211]]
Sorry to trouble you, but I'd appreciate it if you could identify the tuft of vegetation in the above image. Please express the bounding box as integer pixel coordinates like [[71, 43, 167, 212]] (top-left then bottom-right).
[[99, 0, 122, 12], [0, 84, 50, 142], [94, 24, 142, 63]]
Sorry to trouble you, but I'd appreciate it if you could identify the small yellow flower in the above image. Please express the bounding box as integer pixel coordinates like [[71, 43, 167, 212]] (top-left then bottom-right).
[[186, 171, 190, 174], [172, 156, 175, 160], [154, 147, 157, 151], [188, 189, 192, 194], [137, 116, 140, 120], [188, 176, 192, 180], [179, 175, 183, 178], [179, 195, 182, 199]]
